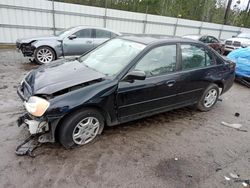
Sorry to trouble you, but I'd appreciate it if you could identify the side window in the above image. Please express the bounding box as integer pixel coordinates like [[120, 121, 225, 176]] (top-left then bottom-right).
[[134, 45, 176, 77], [74, 29, 91, 38], [181, 44, 213, 70], [96, 29, 111, 38]]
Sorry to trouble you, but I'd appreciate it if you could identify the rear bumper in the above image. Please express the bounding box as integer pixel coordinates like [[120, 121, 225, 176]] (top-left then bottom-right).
[[221, 72, 235, 94]]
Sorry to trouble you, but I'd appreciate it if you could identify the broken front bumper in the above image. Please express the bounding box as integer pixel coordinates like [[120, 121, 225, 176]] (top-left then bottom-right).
[[17, 113, 49, 134], [17, 113, 61, 143]]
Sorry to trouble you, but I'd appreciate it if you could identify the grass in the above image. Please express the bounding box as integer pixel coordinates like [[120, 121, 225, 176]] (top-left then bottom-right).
[[0, 44, 16, 49]]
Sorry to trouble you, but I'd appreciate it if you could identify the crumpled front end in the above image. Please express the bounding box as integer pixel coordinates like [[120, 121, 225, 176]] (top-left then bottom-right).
[[16, 40, 35, 57], [17, 77, 61, 144]]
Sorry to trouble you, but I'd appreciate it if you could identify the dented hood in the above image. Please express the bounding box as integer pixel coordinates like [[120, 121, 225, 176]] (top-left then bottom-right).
[[16, 35, 60, 44], [25, 59, 105, 95]]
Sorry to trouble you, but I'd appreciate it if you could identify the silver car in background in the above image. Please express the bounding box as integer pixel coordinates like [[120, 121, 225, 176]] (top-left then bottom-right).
[[16, 26, 121, 64]]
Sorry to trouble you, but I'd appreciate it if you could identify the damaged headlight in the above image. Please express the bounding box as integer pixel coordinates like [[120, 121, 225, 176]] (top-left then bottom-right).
[[24, 96, 50, 117]]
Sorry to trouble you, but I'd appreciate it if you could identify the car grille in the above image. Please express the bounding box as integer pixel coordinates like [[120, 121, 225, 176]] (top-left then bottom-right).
[[233, 41, 241, 47], [225, 40, 232, 45], [225, 40, 241, 47]]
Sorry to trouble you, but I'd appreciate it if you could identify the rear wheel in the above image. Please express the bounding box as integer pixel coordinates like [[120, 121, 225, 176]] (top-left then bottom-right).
[[196, 84, 219, 112], [34, 46, 56, 64], [58, 109, 104, 149]]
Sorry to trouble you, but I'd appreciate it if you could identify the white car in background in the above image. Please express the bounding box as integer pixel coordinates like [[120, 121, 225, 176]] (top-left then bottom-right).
[[224, 33, 250, 54]]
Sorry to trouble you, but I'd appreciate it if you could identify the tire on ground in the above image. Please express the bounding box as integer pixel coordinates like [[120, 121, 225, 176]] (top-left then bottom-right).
[[196, 83, 220, 112], [58, 108, 105, 149], [34, 46, 56, 65]]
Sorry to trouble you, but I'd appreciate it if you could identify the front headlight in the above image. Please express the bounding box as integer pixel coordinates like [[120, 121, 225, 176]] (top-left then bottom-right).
[[24, 96, 50, 117]]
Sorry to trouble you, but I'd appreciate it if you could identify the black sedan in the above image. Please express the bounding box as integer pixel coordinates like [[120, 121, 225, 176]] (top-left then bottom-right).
[[17, 36, 235, 149]]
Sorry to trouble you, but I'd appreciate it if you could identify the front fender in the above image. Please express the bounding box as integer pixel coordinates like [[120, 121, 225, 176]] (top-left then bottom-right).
[[31, 40, 63, 58]]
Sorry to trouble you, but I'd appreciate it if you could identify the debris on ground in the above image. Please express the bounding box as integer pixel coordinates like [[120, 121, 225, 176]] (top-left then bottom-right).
[[216, 167, 222, 172], [242, 182, 248, 187], [221, 121, 242, 129], [15, 135, 41, 157], [230, 172, 240, 179], [224, 172, 250, 187], [174, 157, 178, 161], [235, 179, 250, 187], [217, 98, 223, 102], [224, 176, 231, 181], [235, 112, 240, 117]]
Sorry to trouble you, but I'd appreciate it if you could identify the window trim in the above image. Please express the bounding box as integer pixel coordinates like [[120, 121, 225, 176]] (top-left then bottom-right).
[[130, 43, 178, 78], [179, 42, 216, 71]]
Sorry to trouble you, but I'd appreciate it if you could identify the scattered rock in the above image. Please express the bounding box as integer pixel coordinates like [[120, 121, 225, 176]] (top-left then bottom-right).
[[234, 112, 240, 117]]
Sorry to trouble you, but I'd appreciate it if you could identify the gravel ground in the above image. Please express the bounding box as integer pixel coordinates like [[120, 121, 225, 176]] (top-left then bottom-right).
[[0, 49, 249, 188]]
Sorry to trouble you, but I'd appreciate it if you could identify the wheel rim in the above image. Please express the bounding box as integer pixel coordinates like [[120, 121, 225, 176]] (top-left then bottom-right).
[[37, 48, 53, 64], [72, 117, 100, 145], [204, 89, 218, 108]]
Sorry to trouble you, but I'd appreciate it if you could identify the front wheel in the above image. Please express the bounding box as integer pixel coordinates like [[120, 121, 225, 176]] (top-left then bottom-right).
[[34, 46, 56, 64], [196, 84, 219, 112], [58, 109, 104, 149]]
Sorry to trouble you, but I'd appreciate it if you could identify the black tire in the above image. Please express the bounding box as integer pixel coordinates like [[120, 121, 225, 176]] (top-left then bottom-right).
[[196, 84, 220, 112], [34, 46, 56, 65], [58, 109, 105, 149]]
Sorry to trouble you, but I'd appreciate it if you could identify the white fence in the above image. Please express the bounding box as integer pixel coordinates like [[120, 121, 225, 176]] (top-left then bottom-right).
[[1, 0, 250, 44]]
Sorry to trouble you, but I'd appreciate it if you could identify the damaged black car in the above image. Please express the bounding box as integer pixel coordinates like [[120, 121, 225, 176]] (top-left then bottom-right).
[[17, 36, 235, 149]]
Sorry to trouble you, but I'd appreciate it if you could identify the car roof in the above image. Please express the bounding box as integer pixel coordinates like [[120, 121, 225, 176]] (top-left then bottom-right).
[[71, 25, 122, 35], [119, 35, 203, 46]]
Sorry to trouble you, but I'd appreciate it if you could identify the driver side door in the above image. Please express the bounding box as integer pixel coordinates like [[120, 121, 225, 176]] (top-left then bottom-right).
[[63, 29, 94, 56], [116, 44, 182, 123]]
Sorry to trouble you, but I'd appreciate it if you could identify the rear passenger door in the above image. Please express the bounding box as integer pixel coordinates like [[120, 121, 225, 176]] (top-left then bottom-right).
[[177, 43, 216, 103]]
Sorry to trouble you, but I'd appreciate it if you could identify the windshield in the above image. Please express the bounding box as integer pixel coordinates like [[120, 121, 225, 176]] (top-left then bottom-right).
[[79, 38, 146, 76], [237, 33, 250, 39], [55, 27, 74, 37]]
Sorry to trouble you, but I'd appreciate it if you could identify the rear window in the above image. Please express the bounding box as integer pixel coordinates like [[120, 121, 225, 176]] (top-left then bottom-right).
[[181, 44, 213, 70]]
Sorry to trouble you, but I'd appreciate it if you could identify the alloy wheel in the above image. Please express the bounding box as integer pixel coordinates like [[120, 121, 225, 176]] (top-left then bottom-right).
[[72, 117, 100, 145], [37, 48, 54, 64], [204, 89, 218, 108]]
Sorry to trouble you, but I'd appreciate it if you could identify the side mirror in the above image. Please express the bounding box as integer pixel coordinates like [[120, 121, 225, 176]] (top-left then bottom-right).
[[232, 35, 236, 38], [124, 70, 146, 82], [68, 34, 77, 40]]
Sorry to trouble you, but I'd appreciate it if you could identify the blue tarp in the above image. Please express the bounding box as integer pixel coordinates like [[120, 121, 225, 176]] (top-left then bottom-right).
[[227, 47, 250, 78]]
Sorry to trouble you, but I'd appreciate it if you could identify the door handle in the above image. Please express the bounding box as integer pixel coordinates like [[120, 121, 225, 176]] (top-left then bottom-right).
[[86, 40, 92, 44], [166, 80, 176, 87]]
